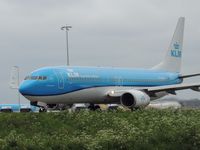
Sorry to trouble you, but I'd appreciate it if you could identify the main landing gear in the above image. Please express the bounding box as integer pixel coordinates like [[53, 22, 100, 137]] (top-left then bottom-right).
[[88, 104, 101, 111], [39, 107, 47, 112]]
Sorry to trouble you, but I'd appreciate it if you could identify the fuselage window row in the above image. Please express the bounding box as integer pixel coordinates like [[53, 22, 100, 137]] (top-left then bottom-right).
[[67, 76, 166, 83]]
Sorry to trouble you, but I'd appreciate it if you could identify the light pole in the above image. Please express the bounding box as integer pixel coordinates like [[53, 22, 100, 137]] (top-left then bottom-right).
[[10, 66, 21, 108], [61, 25, 72, 66], [16, 66, 21, 108]]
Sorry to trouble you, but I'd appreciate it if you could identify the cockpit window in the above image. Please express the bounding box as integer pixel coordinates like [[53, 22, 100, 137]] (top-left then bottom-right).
[[43, 76, 47, 80], [31, 76, 38, 80], [24, 76, 30, 80], [24, 76, 48, 80], [38, 76, 43, 80]]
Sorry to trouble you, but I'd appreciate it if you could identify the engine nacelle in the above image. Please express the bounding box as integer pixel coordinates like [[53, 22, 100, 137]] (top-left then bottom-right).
[[120, 90, 150, 108]]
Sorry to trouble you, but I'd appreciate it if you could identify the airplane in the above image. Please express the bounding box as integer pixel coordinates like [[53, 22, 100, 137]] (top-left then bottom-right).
[[0, 104, 38, 112], [19, 17, 200, 111]]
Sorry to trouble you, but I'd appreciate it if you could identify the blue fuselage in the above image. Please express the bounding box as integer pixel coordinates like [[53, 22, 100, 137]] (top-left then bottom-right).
[[19, 66, 182, 96]]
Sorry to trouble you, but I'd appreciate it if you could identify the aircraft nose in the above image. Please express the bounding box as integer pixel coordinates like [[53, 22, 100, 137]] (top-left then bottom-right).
[[19, 82, 34, 95]]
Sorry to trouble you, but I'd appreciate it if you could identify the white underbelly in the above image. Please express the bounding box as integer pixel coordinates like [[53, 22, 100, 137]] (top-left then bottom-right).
[[25, 86, 131, 104], [24, 86, 168, 104]]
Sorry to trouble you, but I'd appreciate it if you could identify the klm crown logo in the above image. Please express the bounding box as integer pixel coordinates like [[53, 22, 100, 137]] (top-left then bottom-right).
[[171, 42, 181, 58], [174, 42, 179, 49]]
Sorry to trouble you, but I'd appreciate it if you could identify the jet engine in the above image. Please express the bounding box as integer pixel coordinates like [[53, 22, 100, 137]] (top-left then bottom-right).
[[120, 90, 150, 108]]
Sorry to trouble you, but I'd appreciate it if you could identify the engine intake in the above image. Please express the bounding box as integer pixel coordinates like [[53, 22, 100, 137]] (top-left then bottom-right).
[[120, 90, 150, 108]]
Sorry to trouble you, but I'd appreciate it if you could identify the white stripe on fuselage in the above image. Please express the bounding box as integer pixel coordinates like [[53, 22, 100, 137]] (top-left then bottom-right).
[[24, 86, 168, 104]]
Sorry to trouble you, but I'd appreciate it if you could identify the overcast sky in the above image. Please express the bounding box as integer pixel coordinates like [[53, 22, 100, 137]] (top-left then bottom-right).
[[1, 0, 200, 104]]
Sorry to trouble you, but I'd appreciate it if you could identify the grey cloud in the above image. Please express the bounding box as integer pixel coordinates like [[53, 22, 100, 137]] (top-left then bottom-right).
[[1, 0, 200, 103]]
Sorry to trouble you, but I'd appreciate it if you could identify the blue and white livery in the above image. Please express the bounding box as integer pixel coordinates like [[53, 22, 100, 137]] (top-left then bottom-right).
[[19, 17, 200, 109]]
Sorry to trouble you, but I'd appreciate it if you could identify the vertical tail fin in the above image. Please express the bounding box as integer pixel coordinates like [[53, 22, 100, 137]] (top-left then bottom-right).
[[152, 17, 185, 73]]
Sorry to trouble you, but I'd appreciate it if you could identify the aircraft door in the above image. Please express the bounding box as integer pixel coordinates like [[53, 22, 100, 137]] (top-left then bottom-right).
[[118, 77, 123, 86], [54, 69, 65, 89], [114, 76, 123, 86]]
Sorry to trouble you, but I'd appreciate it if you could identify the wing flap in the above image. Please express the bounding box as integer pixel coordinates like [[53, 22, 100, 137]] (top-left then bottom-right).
[[107, 83, 200, 99], [147, 83, 200, 93]]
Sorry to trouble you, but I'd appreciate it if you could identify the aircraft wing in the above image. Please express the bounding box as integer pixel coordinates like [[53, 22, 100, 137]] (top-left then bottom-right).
[[179, 73, 200, 79], [147, 83, 200, 96], [107, 83, 200, 98]]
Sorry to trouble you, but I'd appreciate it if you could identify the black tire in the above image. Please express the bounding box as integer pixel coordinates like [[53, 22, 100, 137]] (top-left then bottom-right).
[[39, 107, 47, 112], [94, 105, 101, 111]]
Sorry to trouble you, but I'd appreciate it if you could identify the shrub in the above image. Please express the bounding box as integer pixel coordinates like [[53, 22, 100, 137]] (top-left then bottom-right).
[[0, 109, 200, 149]]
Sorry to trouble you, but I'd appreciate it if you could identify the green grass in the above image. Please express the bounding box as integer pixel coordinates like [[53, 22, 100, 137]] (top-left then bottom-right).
[[0, 109, 200, 150]]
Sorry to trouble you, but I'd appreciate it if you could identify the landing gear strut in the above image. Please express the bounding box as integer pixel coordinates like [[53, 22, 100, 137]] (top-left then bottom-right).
[[31, 101, 48, 112]]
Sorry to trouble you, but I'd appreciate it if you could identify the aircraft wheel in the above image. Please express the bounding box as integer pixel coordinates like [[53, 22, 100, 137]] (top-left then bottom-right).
[[39, 107, 47, 112], [94, 105, 101, 111], [88, 104, 101, 111]]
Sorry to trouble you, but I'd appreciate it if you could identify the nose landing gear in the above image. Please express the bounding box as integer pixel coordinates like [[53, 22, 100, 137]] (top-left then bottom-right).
[[30, 101, 48, 112]]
